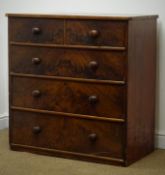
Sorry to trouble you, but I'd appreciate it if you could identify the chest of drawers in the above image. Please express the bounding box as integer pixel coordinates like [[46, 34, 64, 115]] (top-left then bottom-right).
[[7, 14, 158, 166]]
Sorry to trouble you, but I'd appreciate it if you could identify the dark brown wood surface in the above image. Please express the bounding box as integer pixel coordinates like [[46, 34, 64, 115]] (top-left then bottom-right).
[[126, 18, 157, 165], [11, 45, 126, 81], [11, 110, 124, 159], [10, 41, 126, 51], [11, 76, 126, 119], [9, 17, 64, 44], [66, 20, 128, 46], [6, 13, 158, 20]]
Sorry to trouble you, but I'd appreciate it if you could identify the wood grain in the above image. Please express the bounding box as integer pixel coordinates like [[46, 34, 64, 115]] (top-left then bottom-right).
[[11, 76, 126, 119], [9, 17, 64, 44], [10, 42, 126, 51], [11, 45, 127, 81], [10, 72, 126, 85], [6, 13, 158, 20], [126, 18, 157, 165], [10, 110, 125, 159], [11, 106, 125, 122], [66, 20, 128, 47]]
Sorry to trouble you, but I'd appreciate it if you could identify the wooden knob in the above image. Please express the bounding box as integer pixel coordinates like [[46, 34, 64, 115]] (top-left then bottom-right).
[[33, 126, 42, 134], [88, 95, 98, 104], [32, 90, 41, 97], [88, 61, 98, 70], [88, 29, 99, 38], [32, 27, 41, 34], [32, 58, 41, 65], [88, 133, 97, 142]]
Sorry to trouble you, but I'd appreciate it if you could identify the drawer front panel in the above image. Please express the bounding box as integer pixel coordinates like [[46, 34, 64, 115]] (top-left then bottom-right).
[[11, 46, 126, 81], [66, 20, 127, 46], [11, 110, 124, 158], [9, 18, 64, 44], [12, 77, 126, 119]]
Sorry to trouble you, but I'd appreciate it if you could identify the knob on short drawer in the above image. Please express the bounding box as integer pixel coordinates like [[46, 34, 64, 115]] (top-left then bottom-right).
[[88, 61, 99, 70], [32, 90, 41, 97], [88, 133, 97, 142], [33, 126, 42, 134], [32, 57, 41, 65], [88, 29, 99, 38], [32, 27, 41, 34], [88, 95, 98, 104]]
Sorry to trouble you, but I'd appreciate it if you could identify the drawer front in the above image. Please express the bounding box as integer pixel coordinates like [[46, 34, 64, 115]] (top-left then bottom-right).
[[66, 20, 127, 46], [12, 77, 126, 119], [9, 18, 64, 44], [11, 110, 124, 158], [11, 46, 126, 81]]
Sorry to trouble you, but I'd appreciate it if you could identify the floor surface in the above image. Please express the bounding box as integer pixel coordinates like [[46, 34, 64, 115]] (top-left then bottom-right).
[[0, 129, 165, 175]]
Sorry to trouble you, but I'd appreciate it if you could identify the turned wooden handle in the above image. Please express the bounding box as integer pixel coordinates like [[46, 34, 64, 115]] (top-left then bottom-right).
[[32, 90, 41, 97], [33, 126, 42, 134], [88, 29, 99, 38], [88, 95, 98, 104], [88, 61, 99, 70], [32, 57, 41, 65], [32, 27, 41, 34], [88, 133, 97, 142]]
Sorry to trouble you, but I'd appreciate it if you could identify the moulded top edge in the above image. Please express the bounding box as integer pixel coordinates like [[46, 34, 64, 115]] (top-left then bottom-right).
[[6, 13, 159, 20]]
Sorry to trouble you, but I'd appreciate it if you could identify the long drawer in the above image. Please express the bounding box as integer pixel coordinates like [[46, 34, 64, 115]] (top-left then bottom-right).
[[10, 45, 126, 81], [10, 110, 124, 159], [11, 76, 126, 119]]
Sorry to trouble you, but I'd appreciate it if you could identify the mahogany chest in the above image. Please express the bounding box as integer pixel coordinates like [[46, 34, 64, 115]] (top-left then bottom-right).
[[7, 14, 158, 166]]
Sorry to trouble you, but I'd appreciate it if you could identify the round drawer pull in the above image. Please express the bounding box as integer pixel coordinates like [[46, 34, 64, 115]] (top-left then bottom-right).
[[88, 133, 97, 142], [32, 90, 41, 97], [88, 29, 99, 38], [88, 95, 98, 104], [33, 126, 42, 134], [32, 57, 41, 65], [32, 27, 41, 34], [88, 61, 99, 70]]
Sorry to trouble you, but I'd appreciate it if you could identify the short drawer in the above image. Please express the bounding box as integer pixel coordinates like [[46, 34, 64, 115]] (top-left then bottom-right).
[[66, 20, 127, 47], [9, 17, 64, 44], [10, 110, 124, 159], [11, 45, 126, 81], [11, 77, 126, 119]]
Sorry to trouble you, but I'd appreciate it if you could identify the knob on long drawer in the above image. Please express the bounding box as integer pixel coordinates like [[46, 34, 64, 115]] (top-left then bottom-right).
[[32, 90, 41, 97], [88, 95, 98, 104], [33, 126, 42, 134], [88, 61, 99, 70], [88, 29, 99, 38], [32, 57, 41, 65], [32, 27, 41, 34], [88, 133, 97, 142]]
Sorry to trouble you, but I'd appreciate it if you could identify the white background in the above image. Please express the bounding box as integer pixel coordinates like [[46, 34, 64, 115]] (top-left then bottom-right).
[[0, 0, 165, 148]]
